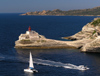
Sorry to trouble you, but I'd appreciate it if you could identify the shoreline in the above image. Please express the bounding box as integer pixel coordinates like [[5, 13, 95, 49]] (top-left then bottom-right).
[[20, 14, 100, 17], [15, 46, 77, 49]]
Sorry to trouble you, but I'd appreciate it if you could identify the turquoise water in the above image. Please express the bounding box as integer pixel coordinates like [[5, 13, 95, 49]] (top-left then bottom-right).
[[0, 14, 99, 76]]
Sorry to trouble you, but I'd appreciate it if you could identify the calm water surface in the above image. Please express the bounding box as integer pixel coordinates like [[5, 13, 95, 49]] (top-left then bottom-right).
[[0, 14, 99, 76]]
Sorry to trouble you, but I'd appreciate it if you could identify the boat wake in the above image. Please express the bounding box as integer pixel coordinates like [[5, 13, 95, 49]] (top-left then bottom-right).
[[34, 59, 89, 71], [0, 54, 89, 71]]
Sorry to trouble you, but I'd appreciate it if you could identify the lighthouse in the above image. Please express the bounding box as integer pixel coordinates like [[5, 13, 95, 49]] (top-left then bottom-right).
[[18, 26, 46, 41], [26, 26, 31, 34]]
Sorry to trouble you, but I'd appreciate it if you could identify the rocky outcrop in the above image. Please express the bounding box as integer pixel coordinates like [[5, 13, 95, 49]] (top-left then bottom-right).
[[64, 18, 99, 40], [15, 28, 78, 49], [15, 18, 100, 52], [81, 36, 100, 52], [15, 27, 92, 49], [64, 18, 100, 52], [21, 6, 100, 16]]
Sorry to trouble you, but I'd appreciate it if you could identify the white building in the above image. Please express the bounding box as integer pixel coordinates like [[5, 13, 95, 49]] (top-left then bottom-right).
[[19, 27, 45, 41]]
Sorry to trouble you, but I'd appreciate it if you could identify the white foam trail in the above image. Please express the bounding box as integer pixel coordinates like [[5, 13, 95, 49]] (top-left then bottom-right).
[[34, 59, 89, 71], [0, 54, 89, 71]]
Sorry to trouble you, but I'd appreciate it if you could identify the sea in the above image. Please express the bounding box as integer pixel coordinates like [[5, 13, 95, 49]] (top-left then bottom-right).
[[0, 13, 100, 76]]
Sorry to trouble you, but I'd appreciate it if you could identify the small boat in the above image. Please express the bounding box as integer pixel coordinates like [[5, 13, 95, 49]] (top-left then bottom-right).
[[24, 52, 38, 73], [78, 65, 89, 70]]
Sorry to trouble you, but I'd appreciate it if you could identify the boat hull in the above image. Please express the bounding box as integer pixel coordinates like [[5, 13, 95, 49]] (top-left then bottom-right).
[[24, 69, 33, 73], [24, 68, 38, 73]]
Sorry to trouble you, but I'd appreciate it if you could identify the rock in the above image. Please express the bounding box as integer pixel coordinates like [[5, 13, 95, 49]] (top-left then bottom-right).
[[15, 27, 79, 49], [64, 18, 100, 52], [81, 36, 100, 52], [15, 27, 93, 50], [15, 18, 100, 52]]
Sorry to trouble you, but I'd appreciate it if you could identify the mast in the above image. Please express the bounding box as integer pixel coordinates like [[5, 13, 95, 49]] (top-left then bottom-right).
[[29, 52, 34, 68]]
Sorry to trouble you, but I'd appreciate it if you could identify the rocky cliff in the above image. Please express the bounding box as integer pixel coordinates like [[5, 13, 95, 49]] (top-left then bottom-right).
[[15, 18, 100, 52], [15, 26, 92, 49], [64, 18, 100, 52], [15, 28, 77, 49]]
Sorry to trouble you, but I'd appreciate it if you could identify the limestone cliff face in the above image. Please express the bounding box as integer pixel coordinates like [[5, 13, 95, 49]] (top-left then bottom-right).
[[15, 30, 75, 49], [64, 18, 100, 52], [15, 29, 88, 49], [15, 18, 100, 52], [65, 18, 100, 40], [81, 36, 100, 52]]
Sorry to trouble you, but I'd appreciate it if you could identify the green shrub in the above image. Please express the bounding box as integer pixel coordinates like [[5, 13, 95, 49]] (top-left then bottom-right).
[[41, 40, 46, 42], [20, 39, 32, 44], [37, 40, 46, 43], [92, 19, 100, 26], [92, 30, 96, 35]]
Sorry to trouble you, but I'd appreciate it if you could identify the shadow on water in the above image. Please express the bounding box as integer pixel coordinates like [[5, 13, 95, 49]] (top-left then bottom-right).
[[82, 53, 100, 76], [15, 48, 85, 65], [86, 53, 100, 57], [85, 53, 100, 64], [15, 48, 79, 58], [24, 72, 34, 76]]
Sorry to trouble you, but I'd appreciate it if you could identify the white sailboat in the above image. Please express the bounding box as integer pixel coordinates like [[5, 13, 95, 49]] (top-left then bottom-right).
[[24, 52, 38, 73]]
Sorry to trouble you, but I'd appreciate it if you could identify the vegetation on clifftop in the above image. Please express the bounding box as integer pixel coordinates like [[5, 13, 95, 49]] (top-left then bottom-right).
[[91, 18, 100, 26], [20, 39, 32, 44]]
